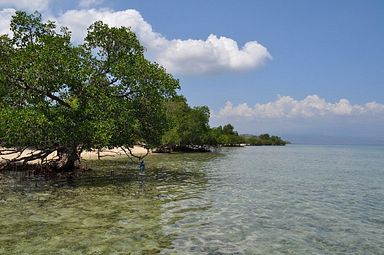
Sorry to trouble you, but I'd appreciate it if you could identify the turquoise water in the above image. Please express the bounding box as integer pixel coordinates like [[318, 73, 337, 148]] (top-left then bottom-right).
[[1, 145, 383, 254]]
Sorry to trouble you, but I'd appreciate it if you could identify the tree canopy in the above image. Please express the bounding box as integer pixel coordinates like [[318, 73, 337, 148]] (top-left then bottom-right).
[[0, 11, 179, 171], [158, 96, 211, 152], [243, 133, 288, 146]]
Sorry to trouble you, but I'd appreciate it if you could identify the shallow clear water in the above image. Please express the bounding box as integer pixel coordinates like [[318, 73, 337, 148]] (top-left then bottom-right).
[[1, 145, 383, 254]]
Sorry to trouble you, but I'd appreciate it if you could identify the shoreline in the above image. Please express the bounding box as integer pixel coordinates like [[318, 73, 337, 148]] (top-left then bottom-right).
[[81, 146, 151, 160], [0, 146, 152, 163]]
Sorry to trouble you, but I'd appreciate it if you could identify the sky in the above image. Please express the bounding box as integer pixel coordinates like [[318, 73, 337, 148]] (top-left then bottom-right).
[[1, 0, 384, 144]]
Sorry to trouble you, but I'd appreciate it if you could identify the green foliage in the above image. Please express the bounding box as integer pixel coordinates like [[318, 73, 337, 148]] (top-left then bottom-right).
[[0, 11, 179, 166], [0, 107, 49, 148], [222, 124, 237, 136], [205, 124, 245, 146], [243, 133, 288, 146], [161, 96, 210, 149]]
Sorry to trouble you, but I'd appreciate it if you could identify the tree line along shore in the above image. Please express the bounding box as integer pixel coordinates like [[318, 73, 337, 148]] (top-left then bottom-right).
[[0, 11, 288, 173]]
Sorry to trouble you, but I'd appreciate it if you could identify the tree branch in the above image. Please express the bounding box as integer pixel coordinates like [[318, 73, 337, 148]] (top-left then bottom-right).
[[120, 146, 149, 163], [0, 147, 54, 167], [10, 76, 71, 108], [0, 147, 28, 156], [45, 92, 71, 108], [10, 149, 54, 164]]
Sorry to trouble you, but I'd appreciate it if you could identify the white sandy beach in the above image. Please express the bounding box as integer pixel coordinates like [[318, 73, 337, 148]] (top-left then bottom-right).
[[81, 146, 151, 160], [0, 146, 151, 163]]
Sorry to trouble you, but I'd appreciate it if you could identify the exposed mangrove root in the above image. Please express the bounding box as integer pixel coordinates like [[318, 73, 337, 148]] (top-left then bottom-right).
[[0, 146, 85, 173]]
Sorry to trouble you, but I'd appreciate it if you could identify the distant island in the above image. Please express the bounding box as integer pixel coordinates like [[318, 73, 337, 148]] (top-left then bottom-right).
[[241, 133, 289, 146], [155, 117, 289, 153]]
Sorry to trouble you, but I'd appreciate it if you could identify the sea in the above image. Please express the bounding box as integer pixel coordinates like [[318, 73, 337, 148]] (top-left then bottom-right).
[[0, 145, 383, 254]]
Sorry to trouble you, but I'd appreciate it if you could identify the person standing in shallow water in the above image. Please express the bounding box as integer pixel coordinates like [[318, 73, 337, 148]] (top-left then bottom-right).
[[139, 160, 145, 174]]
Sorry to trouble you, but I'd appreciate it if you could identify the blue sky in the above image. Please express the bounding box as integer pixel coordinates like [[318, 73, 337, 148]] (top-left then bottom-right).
[[1, 0, 384, 143]]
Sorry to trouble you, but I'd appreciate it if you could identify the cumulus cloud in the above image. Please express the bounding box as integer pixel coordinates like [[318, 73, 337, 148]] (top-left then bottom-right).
[[218, 95, 384, 119], [0, 7, 270, 75], [55, 9, 161, 46], [156, 35, 271, 74], [55, 9, 271, 75], [0, 0, 50, 11]]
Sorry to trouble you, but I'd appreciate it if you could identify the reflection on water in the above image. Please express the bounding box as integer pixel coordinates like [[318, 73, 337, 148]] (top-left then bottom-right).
[[1, 146, 384, 254]]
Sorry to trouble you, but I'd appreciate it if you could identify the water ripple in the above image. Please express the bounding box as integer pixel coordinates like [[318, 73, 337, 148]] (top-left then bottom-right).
[[1, 146, 383, 254], [161, 146, 384, 254]]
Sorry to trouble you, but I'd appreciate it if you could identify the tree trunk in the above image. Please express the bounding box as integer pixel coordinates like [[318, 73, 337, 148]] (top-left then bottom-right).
[[55, 146, 81, 172]]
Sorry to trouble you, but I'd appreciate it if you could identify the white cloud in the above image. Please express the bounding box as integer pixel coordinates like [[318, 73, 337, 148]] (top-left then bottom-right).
[[0, 8, 14, 35], [218, 95, 384, 119], [55, 9, 162, 47], [55, 9, 271, 75], [79, 0, 104, 8], [156, 35, 271, 74], [0, 7, 270, 75], [0, 0, 50, 11]]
